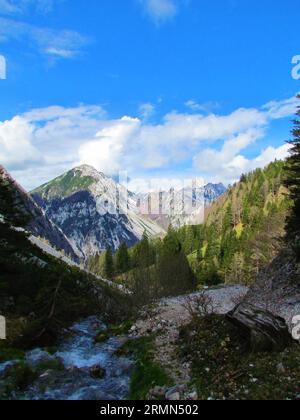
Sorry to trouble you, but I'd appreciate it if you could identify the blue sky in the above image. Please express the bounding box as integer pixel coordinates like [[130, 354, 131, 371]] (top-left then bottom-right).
[[0, 0, 299, 191]]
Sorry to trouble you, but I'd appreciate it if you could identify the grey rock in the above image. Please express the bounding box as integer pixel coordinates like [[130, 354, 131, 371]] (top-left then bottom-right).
[[150, 386, 167, 398], [227, 302, 293, 352], [89, 364, 106, 380], [165, 385, 187, 400], [186, 391, 198, 400], [166, 391, 181, 401]]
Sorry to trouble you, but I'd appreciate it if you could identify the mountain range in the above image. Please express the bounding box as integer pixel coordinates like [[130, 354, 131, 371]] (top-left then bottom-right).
[[1, 164, 226, 261], [31, 165, 165, 259], [31, 165, 226, 259]]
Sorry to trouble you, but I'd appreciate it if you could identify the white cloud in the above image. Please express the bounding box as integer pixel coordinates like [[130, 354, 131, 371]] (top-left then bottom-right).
[[78, 117, 141, 175], [139, 103, 155, 120], [190, 97, 299, 183], [193, 129, 265, 174], [185, 100, 220, 113], [0, 0, 56, 15], [0, 17, 90, 59], [0, 116, 42, 168], [185, 100, 203, 112], [263, 96, 300, 119], [0, 95, 298, 190], [139, 0, 178, 23], [23, 105, 106, 122]]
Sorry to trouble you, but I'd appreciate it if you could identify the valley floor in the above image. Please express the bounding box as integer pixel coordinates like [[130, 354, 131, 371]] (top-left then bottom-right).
[[1, 285, 299, 400], [124, 285, 300, 401], [127, 285, 248, 399]]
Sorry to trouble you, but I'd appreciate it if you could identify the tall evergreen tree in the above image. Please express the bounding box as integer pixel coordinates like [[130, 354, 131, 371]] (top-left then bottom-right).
[[157, 226, 195, 296], [116, 242, 130, 273], [104, 247, 114, 278], [285, 95, 300, 245], [133, 231, 155, 268]]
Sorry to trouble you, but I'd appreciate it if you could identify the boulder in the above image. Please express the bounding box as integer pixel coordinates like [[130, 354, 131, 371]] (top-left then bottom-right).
[[89, 364, 106, 380], [165, 391, 180, 401], [165, 385, 187, 400], [186, 391, 198, 400], [226, 303, 293, 352], [149, 386, 167, 398]]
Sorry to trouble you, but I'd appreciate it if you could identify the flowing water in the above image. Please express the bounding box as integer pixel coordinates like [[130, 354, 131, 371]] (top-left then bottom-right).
[[1, 317, 134, 400]]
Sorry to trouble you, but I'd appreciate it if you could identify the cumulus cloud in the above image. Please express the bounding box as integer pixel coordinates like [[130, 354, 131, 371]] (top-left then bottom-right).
[[193, 129, 265, 178], [0, 95, 298, 190], [0, 116, 42, 168], [191, 96, 299, 183], [78, 117, 141, 175], [139, 0, 178, 24]]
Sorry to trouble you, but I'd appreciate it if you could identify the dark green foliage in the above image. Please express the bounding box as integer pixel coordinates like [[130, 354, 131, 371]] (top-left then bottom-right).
[[92, 160, 289, 293], [0, 223, 133, 349], [156, 227, 195, 296], [116, 242, 131, 273], [116, 337, 172, 400], [0, 347, 25, 363], [178, 160, 289, 286], [104, 247, 115, 278], [31, 169, 94, 199], [129, 228, 195, 303], [132, 232, 156, 269], [180, 315, 300, 400], [285, 95, 300, 252], [0, 362, 37, 396]]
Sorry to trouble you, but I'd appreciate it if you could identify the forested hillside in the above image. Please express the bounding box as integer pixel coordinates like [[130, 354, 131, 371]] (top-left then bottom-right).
[[94, 160, 290, 291], [177, 160, 290, 286]]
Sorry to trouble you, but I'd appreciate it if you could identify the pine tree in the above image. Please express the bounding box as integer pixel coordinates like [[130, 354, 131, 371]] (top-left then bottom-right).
[[104, 247, 114, 278], [133, 231, 155, 268], [285, 95, 300, 247], [116, 242, 130, 273], [156, 227, 195, 296]]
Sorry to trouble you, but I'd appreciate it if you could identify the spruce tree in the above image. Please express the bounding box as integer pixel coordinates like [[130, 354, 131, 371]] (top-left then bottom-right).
[[285, 95, 300, 246], [104, 247, 114, 278], [133, 231, 155, 268], [157, 227, 195, 296], [116, 242, 130, 273]]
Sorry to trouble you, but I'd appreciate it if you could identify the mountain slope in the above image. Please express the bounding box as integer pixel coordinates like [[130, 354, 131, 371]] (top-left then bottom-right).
[[137, 182, 226, 229], [176, 160, 291, 286], [31, 165, 165, 259], [0, 178, 132, 349], [0, 166, 79, 261]]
